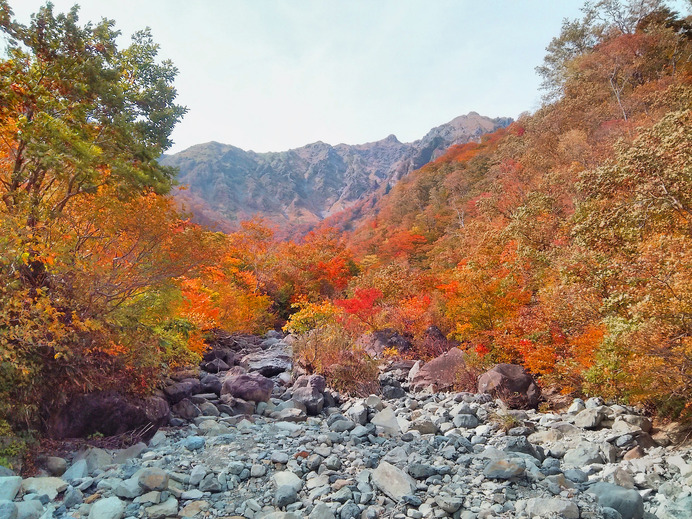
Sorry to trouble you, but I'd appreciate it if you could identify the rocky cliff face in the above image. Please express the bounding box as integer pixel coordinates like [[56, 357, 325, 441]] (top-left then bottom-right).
[[161, 113, 512, 232]]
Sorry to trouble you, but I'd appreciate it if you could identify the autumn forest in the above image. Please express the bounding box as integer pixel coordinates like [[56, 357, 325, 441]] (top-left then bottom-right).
[[1, 0, 691, 451]]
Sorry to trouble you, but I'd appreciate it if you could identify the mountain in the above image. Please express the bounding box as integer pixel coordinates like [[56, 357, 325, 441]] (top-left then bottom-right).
[[161, 112, 512, 232]]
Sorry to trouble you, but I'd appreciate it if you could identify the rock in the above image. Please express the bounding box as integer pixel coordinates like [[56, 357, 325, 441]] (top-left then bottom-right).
[[330, 419, 356, 433], [482, 459, 525, 479], [453, 414, 479, 428], [574, 407, 605, 429], [63, 488, 83, 508], [172, 399, 200, 420], [356, 329, 412, 358], [21, 477, 67, 500], [274, 485, 298, 508], [200, 358, 229, 373], [251, 464, 267, 478], [435, 495, 463, 514], [371, 407, 400, 435], [292, 386, 324, 415], [199, 374, 222, 395], [310, 503, 336, 519], [145, 496, 178, 519], [15, 500, 43, 519], [525, 498, 579, 519], [184, 436, 205, 451], [587, 482, 643, 519], [43, 457, 67, 476], [88, 496, 125, 519], [0, 477, 22, 501], [0, 500, 17, 519], [563, 442, 604, 466], [272, 471, 302, 493], [62, 460, 88, 482], [477, 363, 540, 408], [410, 347, 468, 392], [178, 500, 209, 517], [46, 393, 169, 440], [371, 461, 416, 502], [114, 477, 143, 499], [198, 474, 221, 492], [365, 395, 383, 410], [163, 380, 202, 405], [242, 347, 292, 377], [138, 468, 169, 491], [408, 463, 437, 479], [221, 373, 274, 402]]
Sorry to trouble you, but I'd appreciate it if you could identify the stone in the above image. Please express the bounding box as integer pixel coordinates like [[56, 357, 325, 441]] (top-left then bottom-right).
[[172, 399, 200, 420], [574, 407, 605, 429], [189, 465, 207, 486], [164, 380, 202, 405], [272, 471, 302, 493], [63, 488, 83, 508], [477, 363, 541, 409], [145, 496, 178, 519], [62, 460, 88, 482], [410, 348, 468, 392], [587, 482, 643, 519], [0, 477, 22, 501], [563, 442, 604, 466], [251, 464, 267, 478], [435, 495, 463, 514], [271, 451, 290, 464], [179, 500, 209, 517], [138, 468, 169, 491], [201, 358, 229, 373], [114, 477, 143, 499], [292, 386, 324, 415], [198, 474, 221, 492], [330, 419, 356, 433], [371, 461, 416, 502], [242, 347, 292, 377], [15, 500, 43, 519], [274, 485, 298, 508], [355, 329, 412, 359], [184, 436, 205, 451], [453, 414, 479, 428], [0, 500, 17, 519], [46, 392, 169, 441], [21, 477, 67, 500], [525, 498, 579, 519], [199, 374, 223, 395], [310, 503, 336, 519], [482, 459, 525, 479], [371, 407, 400, 435], [43, 457, 67, 476], [408, 463, 437, 479], [88, 497, 125, 519], [365, 395, 383, 410], [221, 373, 274, 402], [112, 442, 147, 464]]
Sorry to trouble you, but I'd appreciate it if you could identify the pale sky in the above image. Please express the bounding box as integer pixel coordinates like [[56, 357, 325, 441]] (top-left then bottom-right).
[[6, 1, 609, 153]]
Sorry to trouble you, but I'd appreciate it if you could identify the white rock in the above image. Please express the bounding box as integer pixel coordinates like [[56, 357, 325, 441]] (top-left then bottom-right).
[[88, 497, 125, 519], [371, 461, 416, 502]]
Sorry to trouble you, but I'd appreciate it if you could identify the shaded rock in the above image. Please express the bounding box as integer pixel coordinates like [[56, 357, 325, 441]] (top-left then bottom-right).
[[171, 399, 200, 420], [218, 395, 255, 415], [371, 461, 416, 502], [46, 393, 169, 440], [200, 358, 229, 373], [62, 460, 88, 482], [163, 379, 201, 405], [477, 363, 540, 409], [199, 374, 222, 395], [587, 482, 643, 519], [15, 500, 43, 519], [221, 373, 274, 402], [274, 485, 298, 508], [43, 457, 67, 476], [114, 477, 143, 499], [242, 347, 292, 377], [292, 386, 324, 415], [0, 501, 17, 519], [138, 467, 169, 491], [410, 347, 468, 392]]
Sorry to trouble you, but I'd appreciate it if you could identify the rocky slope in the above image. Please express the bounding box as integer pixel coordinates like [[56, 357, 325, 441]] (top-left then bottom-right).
[[161, 113, 512, 232], [2, 332, 692, 519]]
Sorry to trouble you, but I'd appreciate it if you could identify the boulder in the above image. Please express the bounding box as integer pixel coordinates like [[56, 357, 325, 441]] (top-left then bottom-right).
[[200, 358, 229, 373], [171, 399, 200, 420], [21, 477, 67, 500], [525, 498, 579, 519], [46, 392, 169, 440], [291, 386, 324, 415], [221, 373, 274, 402], [163, 379, 202, 404], [356, 329, 412, 358], [477, 363, 541, 409], [241, 346, 292, 377], [199, 374, 222, 395], [0, 477, 22, 501], [410, 347, 468, 392], [371, 461, 416, 502], [587, 482, 644, 519]]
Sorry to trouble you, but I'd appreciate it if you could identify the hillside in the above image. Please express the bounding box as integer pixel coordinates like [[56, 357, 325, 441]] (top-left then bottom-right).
[[161, 113, 511, 231]]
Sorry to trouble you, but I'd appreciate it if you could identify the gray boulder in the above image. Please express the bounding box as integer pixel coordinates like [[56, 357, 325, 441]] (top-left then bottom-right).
[[587, 482, 643, 519]]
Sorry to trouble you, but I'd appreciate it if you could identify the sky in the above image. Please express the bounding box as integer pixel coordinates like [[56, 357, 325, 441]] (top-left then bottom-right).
[[9, 1, 594, 153]]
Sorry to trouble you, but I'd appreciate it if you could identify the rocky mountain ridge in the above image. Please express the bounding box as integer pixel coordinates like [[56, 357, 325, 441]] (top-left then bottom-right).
[[161, 113, 512, 232], [4, 332, 692, 519]]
